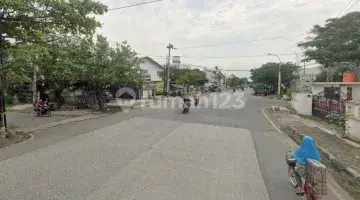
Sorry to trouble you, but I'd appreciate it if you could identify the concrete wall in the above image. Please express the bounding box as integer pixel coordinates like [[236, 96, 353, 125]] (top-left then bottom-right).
[[346, 101, 360, 139], [291, 93, 313, 115], [139, 59, 162, 82]]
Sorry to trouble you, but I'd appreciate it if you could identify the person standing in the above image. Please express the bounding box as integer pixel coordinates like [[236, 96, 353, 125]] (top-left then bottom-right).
[[193, 90, 200, 107]]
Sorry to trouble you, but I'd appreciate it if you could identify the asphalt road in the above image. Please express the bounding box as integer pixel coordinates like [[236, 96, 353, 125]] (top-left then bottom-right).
[[0, 89, 346, 200]]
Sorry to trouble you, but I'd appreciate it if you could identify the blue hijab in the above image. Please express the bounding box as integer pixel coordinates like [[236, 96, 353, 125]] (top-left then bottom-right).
[[293, 136, 320, 165]]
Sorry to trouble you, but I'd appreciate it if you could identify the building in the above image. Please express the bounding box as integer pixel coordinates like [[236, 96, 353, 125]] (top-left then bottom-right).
[[139, 57, 164, 98], [293, 66, 321, 92], [203, 67, 226, 91]]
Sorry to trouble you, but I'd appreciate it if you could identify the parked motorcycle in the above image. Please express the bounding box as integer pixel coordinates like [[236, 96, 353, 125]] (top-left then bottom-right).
[[182, 99, 191, 114], [34, 101, 54, 117]]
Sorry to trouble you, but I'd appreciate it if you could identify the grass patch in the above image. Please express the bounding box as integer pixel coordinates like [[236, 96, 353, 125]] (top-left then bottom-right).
[[0, 131, 31, 149]]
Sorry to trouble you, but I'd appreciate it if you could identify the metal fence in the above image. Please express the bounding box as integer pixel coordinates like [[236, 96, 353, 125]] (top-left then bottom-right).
[[312, 87, 347, 118]]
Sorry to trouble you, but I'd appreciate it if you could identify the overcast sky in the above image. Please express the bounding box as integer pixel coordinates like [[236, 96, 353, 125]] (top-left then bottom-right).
[[96, 0, 360, 77]]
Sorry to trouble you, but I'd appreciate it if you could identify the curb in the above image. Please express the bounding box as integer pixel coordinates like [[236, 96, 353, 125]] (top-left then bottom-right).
[[264, 107, 360, 198], [15, 114, 108, 134]]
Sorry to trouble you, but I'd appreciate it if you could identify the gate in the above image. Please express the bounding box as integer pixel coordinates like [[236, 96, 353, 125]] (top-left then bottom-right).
[[312, 86, 347, 118]]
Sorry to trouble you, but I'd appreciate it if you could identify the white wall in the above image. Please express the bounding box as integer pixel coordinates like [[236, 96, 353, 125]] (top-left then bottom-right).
[[346, 101, 360, 139], [139, 59, 163, 82], [311, 83, 360, 100], [291, 93, 313, 115]]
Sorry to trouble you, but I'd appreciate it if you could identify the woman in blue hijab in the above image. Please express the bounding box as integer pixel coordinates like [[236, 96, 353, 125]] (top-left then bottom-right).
[[292, 135, 320, 195]]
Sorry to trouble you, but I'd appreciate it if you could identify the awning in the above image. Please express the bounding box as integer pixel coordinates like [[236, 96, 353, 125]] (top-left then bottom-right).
[[171, 84, 185, 89]]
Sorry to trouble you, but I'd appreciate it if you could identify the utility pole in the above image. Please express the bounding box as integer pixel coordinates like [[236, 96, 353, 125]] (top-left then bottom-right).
[[0, 34, 6, 130], [32, 64, 39, 107], [166, 43, 176, 96]]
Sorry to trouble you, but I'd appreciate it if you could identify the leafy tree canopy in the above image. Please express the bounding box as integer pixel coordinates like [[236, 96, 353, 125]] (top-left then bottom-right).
[[298, 11, 360, 67], [250, 62, 300, 88], [0, 0, 107, 45]]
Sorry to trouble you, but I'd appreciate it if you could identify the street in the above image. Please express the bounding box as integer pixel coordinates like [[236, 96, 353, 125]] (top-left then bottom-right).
[[0, 89, 346, 200]]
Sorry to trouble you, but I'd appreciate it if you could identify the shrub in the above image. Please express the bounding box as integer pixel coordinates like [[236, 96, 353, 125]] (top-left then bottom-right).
[[325, 113, 348, 136]]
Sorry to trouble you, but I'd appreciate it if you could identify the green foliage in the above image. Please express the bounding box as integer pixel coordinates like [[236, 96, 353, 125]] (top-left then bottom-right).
[[167, 68, 208, 86], [228, 75, 248, 87], [298, 11, 360, 67], [250, 62, 300, 91], [0, 0, 107, 44], [285, 88, 292, 101], [155, 82, 164, 95], [325, 113, 348, 136], [212, 66, 224, 86], [68, 35, 141, 109]]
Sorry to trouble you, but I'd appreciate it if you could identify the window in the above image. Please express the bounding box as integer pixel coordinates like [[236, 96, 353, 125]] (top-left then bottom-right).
[[140, 69, 148, 76], [157, 71, 162, 76], [347, 87, 352, 100], [347, 105, 353, 115]]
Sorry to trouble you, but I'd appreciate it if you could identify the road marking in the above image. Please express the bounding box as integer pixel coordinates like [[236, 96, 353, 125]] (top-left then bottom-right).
[[262, 107, 354, 200], [261, 107, 284, 135]]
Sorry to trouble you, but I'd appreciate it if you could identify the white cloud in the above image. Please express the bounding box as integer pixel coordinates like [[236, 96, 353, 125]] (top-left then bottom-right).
[[96, 0, 360, 77]]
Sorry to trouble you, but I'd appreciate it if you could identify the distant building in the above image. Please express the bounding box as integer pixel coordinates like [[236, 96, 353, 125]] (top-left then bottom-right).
[[293, 66, 321, 92], [139, 57, 164, 98]]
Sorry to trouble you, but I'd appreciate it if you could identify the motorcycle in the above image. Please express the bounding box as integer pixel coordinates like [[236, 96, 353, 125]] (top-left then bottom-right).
[[285, 151, 326, 200], [182, 99, 191, 114], [34, 101, 54, 117]]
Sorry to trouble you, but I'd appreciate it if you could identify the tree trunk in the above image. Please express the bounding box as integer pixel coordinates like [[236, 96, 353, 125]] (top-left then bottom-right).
[[95, 89, 105, 110], [54, 89, 64, 108]]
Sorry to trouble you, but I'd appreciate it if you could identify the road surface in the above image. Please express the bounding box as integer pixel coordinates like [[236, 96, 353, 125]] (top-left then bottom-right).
[[0, 89, 349, 200]]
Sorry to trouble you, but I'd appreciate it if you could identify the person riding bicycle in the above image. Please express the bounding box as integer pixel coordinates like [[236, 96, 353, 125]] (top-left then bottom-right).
[[193, 90, 199, 107], [292, 135, 320, 195]]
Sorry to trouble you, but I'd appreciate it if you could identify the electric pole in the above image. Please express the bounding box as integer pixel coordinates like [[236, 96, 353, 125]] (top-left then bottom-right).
[[166, 43, 176, 96], [0, 34, 6, 130]]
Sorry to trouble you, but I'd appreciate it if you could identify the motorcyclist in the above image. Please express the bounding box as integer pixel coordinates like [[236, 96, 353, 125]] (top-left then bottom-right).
[[36, 99, 44, 113], [193, 90, 199, 107], [292, 136, 320, 195]]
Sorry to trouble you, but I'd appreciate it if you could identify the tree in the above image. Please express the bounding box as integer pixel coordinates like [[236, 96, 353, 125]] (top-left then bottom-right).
[[250, 62, 300, 92], [298, 11, 360, 67], [71, 35, 141, 109], [0, 0, 107, 45], [212, 66, 223, 87]]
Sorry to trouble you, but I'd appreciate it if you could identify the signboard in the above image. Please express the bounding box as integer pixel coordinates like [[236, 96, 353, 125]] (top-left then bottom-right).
[[172, 56, 180, 63], [144, 74, 151, 80]]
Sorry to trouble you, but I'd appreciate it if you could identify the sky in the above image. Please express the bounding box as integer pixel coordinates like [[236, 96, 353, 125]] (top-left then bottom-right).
[[96, 0, 360, 77]]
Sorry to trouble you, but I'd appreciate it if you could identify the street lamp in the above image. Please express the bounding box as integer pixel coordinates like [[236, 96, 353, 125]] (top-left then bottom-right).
[[268, 53, 282, 98]]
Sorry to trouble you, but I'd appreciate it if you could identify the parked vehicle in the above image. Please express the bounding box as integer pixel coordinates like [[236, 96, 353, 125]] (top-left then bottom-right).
[[285, 151, 327, 200], [182, 98, 191, 114], [34, 100, 54, 117], [253, 84, 269, 96]]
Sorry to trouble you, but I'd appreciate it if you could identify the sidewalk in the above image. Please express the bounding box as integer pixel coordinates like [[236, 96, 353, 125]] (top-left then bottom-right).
[[265, 106, 360, 199]]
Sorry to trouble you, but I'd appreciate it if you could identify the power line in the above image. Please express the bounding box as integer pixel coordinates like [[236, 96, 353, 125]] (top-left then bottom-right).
[[137, 52, 296, 59], [180, 34, 306, 49], [343, 0, 359, 14], [336, 0, 355, 18], [108, 0, 163, 11], [336, 0, 359, 18]]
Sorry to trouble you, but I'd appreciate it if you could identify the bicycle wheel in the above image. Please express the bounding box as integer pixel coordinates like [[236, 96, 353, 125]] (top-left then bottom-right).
[[288, 167, 298, 188], [304, 180, 318, 200]]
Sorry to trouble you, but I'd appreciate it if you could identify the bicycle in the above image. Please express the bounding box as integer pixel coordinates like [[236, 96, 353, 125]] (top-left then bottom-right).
[[285, 151, 327, 200]]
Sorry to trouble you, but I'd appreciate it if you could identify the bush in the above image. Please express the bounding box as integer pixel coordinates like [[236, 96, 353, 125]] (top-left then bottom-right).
[[325, 113, 348, 136], [286, 88, 292, 101]]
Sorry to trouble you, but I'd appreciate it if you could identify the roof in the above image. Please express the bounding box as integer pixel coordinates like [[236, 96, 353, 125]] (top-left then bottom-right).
[[171, 84, 185, 89], [312, 82, 360, 85], [140, 56, 164, 69]]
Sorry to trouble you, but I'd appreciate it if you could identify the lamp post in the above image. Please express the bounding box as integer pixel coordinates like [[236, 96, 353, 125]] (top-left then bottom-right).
[[268, 53, 282, 98]]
